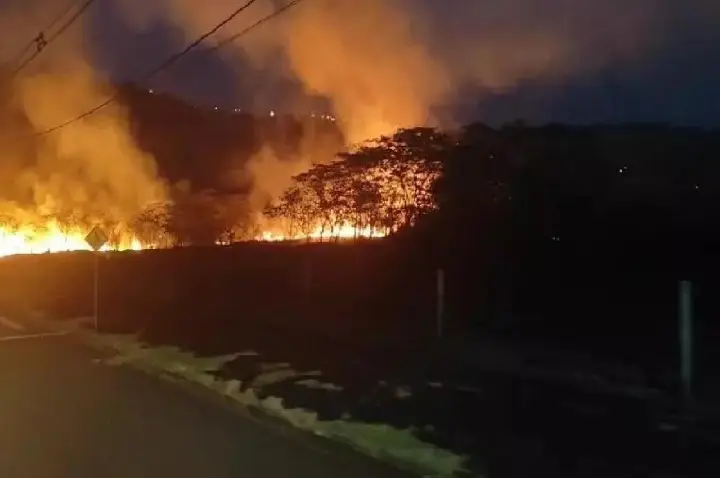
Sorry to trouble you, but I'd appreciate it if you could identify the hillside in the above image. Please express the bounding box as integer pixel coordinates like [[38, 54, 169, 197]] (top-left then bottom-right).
[[115, 83, 345, 193]]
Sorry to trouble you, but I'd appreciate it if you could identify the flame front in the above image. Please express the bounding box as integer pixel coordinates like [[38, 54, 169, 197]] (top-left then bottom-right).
[[0, 221, 144, 257], [256, 222, 387, 242]]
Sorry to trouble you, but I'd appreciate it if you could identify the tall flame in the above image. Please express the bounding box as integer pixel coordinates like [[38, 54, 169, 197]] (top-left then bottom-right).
[[0, 221, 144, 257]]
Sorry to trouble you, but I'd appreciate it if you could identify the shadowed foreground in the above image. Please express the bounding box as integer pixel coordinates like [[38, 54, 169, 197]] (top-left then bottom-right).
[[0, 332, 410, 478]]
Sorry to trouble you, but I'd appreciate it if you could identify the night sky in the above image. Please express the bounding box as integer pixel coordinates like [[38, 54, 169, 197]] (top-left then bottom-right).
[[87, 0, 720, 127]]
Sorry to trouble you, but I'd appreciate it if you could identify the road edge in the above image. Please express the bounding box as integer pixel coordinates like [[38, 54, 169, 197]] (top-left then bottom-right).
[[24, 313, 472, 478]]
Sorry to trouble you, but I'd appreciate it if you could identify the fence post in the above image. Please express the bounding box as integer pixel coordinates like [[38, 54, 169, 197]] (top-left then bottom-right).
[[678, 280, 694, 406], [436, 268, 445, 339], [93, 252, 100, 331]]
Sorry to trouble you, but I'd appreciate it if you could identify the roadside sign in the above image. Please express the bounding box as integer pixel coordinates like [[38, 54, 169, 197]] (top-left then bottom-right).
[[85, 226, 108, 251], [85, 225, 109, 332]]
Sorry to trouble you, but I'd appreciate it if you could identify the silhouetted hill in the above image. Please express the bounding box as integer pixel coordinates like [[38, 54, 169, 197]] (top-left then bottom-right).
[[115, 83, 345, 192]]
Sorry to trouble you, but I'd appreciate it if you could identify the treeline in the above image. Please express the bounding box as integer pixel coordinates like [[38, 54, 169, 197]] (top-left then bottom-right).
[[261, 121, 720, 353], [6, 115, 718, 259], [263, 121, 720, 253], [263, 128, 450, 238], [120, 120, 720, 251]]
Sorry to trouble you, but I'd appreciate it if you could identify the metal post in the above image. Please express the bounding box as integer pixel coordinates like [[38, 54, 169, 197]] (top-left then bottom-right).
[[436, 268, 445, 339], [93, 252, 99, 331], [679, 280, 693, 405]]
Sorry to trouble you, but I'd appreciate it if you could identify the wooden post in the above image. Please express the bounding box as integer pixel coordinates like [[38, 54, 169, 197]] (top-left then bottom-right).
[[678, 280, 693, 405], [93, 252, 100, 331], [436, 268, 445, 339]]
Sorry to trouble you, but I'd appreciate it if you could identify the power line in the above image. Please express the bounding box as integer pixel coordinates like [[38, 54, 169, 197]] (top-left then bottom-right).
[[9, 0, 101, 79], [139, 0, 263, 85], [204, 0, 306, 55], [36, 0, 307, 136], [2, 0, 82, 71]]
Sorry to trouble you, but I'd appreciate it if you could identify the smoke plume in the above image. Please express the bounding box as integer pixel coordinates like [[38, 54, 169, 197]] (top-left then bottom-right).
[[114, 0, 685, 135], [0, 0, 167, 226], [111, 0, 693, 212], [3, 0, 713, 229]]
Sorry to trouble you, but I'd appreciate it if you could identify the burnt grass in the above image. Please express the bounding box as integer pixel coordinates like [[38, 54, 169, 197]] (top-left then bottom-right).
[[1, 244, 719, 477]]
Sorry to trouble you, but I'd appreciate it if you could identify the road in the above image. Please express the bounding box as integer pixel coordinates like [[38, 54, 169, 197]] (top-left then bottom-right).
[[0, 317, 411, 478]]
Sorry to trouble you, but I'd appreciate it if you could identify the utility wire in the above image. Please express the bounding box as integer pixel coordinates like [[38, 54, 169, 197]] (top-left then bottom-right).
[[2, 0, 82, 71], [36, 0, 306, 136], [9, 0, 101, 79], [204, 0, 306, 55]]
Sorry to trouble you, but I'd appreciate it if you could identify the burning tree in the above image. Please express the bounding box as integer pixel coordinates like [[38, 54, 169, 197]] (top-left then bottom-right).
[[127, 189, 257, 248], [262, 127, 452, 240], [129, 202, 174, 248]]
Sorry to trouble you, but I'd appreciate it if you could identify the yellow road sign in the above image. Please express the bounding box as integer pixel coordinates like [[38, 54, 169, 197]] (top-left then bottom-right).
[[85, 226, 108, 251]]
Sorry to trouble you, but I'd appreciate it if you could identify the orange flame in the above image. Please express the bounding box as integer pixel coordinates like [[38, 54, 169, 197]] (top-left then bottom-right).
[[256, 222, 387, 242], [0, 221, 144, 257]]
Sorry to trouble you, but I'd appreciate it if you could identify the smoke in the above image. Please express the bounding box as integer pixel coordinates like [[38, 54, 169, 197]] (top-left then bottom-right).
[[1, 0, 706, 232], [109, 0, 693, 215], [0, 0, 167, 227], [114, 0, 685, 134], [16, 61, 168, 220]]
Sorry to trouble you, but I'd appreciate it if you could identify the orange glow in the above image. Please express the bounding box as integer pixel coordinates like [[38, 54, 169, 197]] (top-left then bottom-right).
[[0, 221, 144, 257], [256, 222, 387, 242]]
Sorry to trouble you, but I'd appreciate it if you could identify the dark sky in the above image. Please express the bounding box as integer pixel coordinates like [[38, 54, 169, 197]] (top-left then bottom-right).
[[88, 0, 720, 127]]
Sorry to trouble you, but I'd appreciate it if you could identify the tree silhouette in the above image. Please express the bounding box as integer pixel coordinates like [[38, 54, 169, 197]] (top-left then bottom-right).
[[265, 126, 452, 239], [130, 202, 173, 248]]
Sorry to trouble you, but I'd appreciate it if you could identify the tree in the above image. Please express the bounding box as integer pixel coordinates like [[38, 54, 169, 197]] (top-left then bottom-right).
[[436, 123, 520, 237], [167, 188, 230, 246], [263, 126, 453, 239], [264, 183, 320, 240], [54, 209, 91, 245], [214, 194, 255, 244], [130, 202, 173, 248], [340, 127, 451, 231]]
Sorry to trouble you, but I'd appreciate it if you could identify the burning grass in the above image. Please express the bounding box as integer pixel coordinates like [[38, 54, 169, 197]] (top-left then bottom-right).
[[0, 221, 144, 257], [0, 127, 450, 256]]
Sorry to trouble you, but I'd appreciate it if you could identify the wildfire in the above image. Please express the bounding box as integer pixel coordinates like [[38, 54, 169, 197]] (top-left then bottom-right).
[[256, 222, 387, 242], [0, 222, 144, 258]]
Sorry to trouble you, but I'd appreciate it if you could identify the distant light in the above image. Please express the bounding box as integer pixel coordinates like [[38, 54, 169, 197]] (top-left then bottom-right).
[[148, 89, 154, 94], [694, 184, 700, 190], [618, 166, 627, 174], [311, 112, 316, 118], [269, 110, 275, 117], [552, 236, 561, 242], [214, 106, 219, 110]]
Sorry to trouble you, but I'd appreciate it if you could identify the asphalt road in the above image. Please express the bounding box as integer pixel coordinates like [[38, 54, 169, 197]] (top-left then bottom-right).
[[0, 317, 411, 478]]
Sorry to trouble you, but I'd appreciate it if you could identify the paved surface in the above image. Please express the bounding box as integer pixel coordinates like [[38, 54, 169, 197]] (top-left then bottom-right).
[[0, 318, 410, 478], [0, 315, 65, 340]]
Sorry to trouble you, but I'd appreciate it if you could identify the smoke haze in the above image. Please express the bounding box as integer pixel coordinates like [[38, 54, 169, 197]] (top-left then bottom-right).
[[0, 0, 167, 225], [1, 0, 718, 221], [111, 0, 699, 135], [109, 0, 710, 207]]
